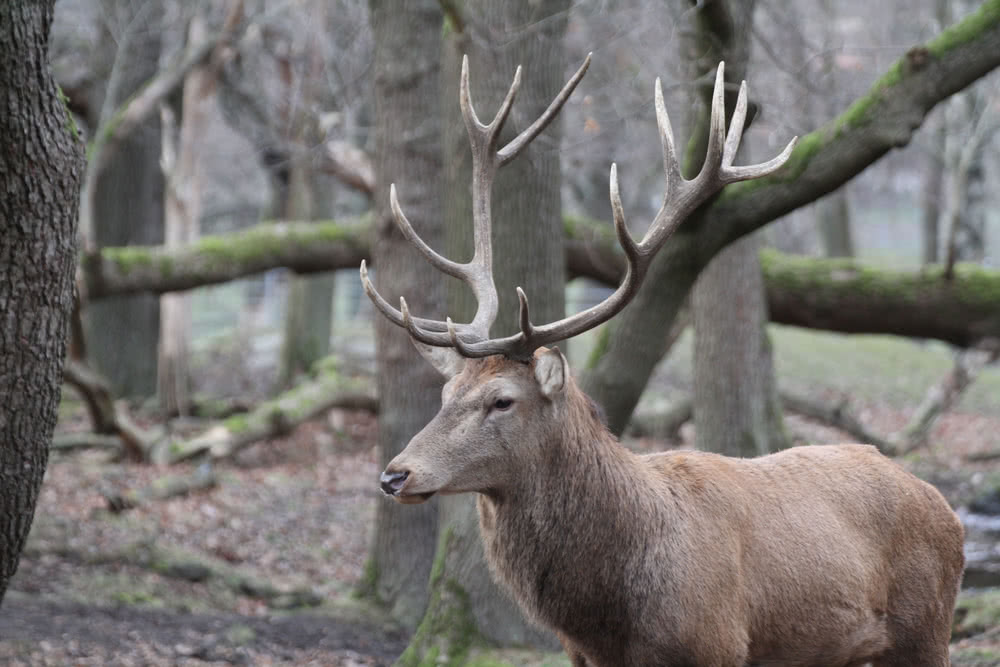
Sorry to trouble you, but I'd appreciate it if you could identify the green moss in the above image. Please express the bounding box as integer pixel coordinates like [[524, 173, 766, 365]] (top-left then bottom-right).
[[191, 220, 360, 265], [397, 526, 484, 667], [101, 246, 156, 273], [759, 249, 1000, 311], [223, 414, 250, 433], [57, 85, 80, 141], [952, 262, 1000, 304], [354, 557, 380, 600], [428, 525, 454, 590], [927, 0, 1000, 57]]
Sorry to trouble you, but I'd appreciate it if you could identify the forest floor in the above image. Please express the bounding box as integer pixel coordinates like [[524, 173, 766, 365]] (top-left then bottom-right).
[[3, 328, 1000, 666]]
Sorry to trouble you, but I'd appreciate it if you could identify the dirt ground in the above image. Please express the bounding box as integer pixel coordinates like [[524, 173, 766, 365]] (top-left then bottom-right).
[[1, 412, 410, 666], [3, 399, 1000, 665]]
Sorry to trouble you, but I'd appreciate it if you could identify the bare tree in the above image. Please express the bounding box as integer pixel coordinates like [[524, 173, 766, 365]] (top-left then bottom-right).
[[82, 0, 165, 398], [681, 0, 791, 456], [363, 0, 444, 630], [158, 6, 231, 415]]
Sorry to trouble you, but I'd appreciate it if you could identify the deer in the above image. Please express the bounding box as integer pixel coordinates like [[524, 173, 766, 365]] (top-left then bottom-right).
[[362, 54, 965, 667]]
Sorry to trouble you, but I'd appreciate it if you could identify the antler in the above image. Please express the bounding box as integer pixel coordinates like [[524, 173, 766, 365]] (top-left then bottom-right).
[[361, 59, 797, 362]]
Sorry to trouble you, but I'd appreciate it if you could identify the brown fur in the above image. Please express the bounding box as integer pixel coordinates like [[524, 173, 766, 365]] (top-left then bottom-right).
[[384, 350, 965, 666]]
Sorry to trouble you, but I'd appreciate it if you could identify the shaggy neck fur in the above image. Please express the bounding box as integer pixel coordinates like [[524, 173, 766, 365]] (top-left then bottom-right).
[[476, 379, 683, 658]]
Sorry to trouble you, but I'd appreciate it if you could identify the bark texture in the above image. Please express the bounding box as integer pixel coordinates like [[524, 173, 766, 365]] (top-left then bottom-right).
[[694, 235, 788, 455], [84, 0, 164, 398], [582, 2, 1000, 433], [0, 0, 85, 601], [684, 0, 789, 456], [365, 0, 444, 630]]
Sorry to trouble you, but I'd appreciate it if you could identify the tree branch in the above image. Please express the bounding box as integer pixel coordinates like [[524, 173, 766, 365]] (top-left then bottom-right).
[[706, 0, 1000, 252], [81, 220, 371, 300], [318, 140, 375, 196], [80, 216, 1000, 347]]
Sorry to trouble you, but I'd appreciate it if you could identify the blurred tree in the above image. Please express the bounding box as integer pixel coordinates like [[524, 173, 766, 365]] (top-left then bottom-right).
[[684, 0, 790, 456], [158, 8, 223, 415], [398, 0, 571, 658], [363, 0, 444, 630], [0, 1, 85, 601], [83, 0, 165, 398], [277, 2, 336, 387], [811, 0, 856, 259]]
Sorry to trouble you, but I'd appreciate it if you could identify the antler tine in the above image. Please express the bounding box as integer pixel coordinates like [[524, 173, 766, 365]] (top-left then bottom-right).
[[700, 62, 727, 183], [610, 164, 641, 267], [722, 135, 799, 182], [461, 55, 523, 152], [360, 260, 465, 343], [459, 55, 487, 136], [723, 80, 748, 167], [498, 53, 592, 167], [516, 287, 534, 339], [654, 77, 682, 195], [390, 184, 467, 280]]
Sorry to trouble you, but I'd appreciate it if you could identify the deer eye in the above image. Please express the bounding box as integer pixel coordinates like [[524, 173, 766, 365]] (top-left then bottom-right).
[[492, 397, 513, 411]]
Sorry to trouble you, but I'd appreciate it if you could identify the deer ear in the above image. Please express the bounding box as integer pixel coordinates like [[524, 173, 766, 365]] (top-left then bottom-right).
[[534, 347, 568, 398], [411, 339, 465, 379]]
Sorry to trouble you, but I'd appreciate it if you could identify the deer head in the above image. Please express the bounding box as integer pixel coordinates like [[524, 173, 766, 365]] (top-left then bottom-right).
[[363, 56, 796, 502]]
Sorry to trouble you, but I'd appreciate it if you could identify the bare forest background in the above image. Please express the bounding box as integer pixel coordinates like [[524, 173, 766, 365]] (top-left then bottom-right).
[[2, 0, 1000, 664]]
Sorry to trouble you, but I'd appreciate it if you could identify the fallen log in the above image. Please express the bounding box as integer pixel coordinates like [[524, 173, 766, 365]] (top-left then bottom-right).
[[162, 357, 376, 464], [80, 216, 1000, 349]]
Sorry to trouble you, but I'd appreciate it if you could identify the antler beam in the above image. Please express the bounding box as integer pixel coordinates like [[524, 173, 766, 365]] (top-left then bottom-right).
[[362, 58, 797, 362]]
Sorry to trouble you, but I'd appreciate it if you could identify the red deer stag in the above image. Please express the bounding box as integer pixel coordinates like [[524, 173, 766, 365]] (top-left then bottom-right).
[[362, 55, 964, 667]]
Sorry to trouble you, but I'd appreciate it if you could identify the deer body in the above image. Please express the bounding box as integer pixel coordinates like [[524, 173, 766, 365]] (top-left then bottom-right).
[[364, 56, 963, 666], [390, 353, 963, 666]]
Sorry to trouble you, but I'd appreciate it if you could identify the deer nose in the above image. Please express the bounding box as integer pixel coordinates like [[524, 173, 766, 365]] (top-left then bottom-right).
[[380, 470, 409, 496]]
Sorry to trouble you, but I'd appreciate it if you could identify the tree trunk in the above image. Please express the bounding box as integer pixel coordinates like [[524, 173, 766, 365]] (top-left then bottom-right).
[[364, 0, 443, 631], [0, 1, 85, 602], [278, 7, 336, 387], [922, 0, 952, 265], [685, 0, 789, 456], [817, 191, 855, 258], [279, 158, 336, 386], [921, 116, 946, 264], [84, 0, 164, 398], [158, 14, 215, 415], [402, 2, 571, 659], [694, 234, 788, 455]]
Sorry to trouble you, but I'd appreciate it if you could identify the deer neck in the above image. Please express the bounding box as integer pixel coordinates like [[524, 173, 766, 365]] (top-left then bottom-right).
[[476, 387, 661, 631]]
